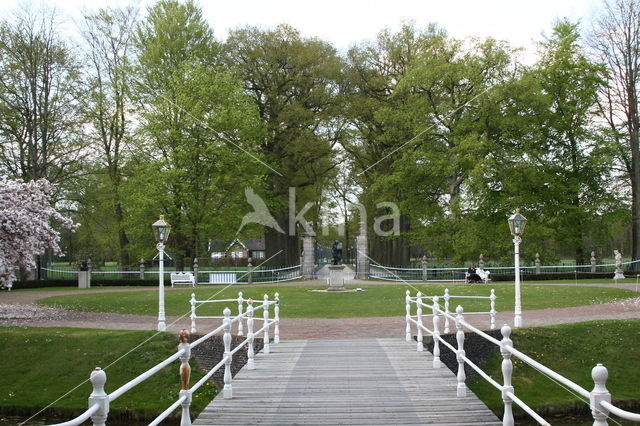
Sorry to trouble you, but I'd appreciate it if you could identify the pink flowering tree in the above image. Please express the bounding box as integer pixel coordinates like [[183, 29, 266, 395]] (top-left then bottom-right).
[[0, 178, 76, 289]]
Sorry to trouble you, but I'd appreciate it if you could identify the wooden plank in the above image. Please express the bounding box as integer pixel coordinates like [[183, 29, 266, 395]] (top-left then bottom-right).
[[193, 338, 501, 425]]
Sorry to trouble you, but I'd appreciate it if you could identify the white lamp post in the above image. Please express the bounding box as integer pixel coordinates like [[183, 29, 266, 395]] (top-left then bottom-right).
[[152, 215, 171, 332], [507, 208, 527, 328]]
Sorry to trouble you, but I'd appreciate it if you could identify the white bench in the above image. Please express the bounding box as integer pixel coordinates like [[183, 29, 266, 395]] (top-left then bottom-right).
[[171, 272, 196, 287], [209, 272, 237, 284]]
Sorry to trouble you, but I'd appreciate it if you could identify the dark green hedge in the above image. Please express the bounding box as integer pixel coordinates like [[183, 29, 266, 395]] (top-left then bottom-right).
[[9, 279, 163, 289], [491, 271, 627, 281]]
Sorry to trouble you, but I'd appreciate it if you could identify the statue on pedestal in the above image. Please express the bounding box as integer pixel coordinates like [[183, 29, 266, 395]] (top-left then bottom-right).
[[613, 250, 625, 279], [332, 240, 343, 265]]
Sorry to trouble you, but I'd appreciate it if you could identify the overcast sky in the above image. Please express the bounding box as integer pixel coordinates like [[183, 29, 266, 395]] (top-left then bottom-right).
[[0, 0, 602, 62]]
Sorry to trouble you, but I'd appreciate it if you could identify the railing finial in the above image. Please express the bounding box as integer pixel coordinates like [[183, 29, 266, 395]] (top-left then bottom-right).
[[590, 364, 611, 426], [89, 367, 109, 426]]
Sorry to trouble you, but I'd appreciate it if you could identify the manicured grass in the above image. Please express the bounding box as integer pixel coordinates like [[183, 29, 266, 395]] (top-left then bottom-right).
[[0, 327, 216, 421], [468, 320, 640, 422], [35, 283, 638, 318]]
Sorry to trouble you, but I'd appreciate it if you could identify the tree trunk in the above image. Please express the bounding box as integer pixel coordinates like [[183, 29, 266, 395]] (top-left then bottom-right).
[[264, 213, 300, 267]]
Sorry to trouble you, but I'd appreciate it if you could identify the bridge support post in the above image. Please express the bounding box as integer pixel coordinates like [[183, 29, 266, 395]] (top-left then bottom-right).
[[500, 325, 514, 426], [416, 292, 423, 352], [190, 293, 197, 333], [432, 296, 441, 369], [301, 232, 316, 279], [356, 222, 369, 279], [247, 299, 255, 370], [263, 295, 271, 354], [405, 290, 412, 342], [223, 308, 233, 399], [443, 289, 450, 334], [455, 306, 466, 397], [237, 292, 244, 336], [490, 290, 497, 330], [274, 293, 280, 344]]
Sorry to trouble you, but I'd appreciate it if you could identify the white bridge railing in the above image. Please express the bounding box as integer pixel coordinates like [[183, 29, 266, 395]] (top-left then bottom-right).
[[405, 291, 640, 425], [405, 288, 497, 336], [372, 259, 640, 282], [50, 293, 280, 426]]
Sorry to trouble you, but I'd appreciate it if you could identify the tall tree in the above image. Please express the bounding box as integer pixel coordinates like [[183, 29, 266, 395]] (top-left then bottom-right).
[[344, 24, 438, 264], [225, 25, 344, 265], [0, 5, 85, 187], [531, 20, 609, 263], [134, 0, 263, 268], [591, 0, 640, 263], [80, 6, 139, 266]]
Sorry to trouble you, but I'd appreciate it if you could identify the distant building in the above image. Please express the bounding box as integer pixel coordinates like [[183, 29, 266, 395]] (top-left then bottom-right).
[[210, 238, 265, 260]]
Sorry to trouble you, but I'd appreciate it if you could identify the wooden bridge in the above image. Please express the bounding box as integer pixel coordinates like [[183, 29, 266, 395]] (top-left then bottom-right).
[[193, 338, 500, 425]]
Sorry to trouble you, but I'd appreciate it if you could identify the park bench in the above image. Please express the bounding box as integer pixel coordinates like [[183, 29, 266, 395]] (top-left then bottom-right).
[[170, 272, 196, 287]]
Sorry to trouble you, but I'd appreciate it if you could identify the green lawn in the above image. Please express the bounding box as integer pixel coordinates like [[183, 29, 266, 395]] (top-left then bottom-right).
[[468, 320, 640, 423], [35, 283, 638, 318], [0, 328, 216, 422]]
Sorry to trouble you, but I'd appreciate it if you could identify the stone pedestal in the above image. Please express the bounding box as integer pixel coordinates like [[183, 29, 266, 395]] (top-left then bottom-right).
[[301, 232, 316, 279], [613, 268, 626, 280], [78, 270, 91, 288], [355, 221, 369, 280], [328, 264, 346, 291]]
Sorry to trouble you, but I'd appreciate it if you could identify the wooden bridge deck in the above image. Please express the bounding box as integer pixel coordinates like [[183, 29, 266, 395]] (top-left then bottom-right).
[[193, 338, 501, 425]]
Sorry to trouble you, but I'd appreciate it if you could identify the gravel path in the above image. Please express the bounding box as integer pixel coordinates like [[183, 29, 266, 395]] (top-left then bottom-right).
[[1, 282, 639, 338]]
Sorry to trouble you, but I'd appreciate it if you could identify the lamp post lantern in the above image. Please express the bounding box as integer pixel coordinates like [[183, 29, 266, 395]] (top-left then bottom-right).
[[508, 208, 527, 328], [152, 215, 171, 332]]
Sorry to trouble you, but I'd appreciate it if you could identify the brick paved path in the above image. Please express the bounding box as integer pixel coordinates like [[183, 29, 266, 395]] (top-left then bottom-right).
[[1, 281, 639, 337]]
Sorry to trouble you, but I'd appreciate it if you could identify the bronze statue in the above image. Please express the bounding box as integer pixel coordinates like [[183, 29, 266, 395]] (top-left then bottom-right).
[[332, 240, 343, 265]]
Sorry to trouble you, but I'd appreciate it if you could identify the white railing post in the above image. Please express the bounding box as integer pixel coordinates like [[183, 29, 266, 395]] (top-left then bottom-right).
[[405, 290, 412, 342], [444, 288, 450, 334], [237, 292, 244, 336], [263, 294, 271, 354], [190, 293, 197, 333], [274, 292, 280, 344], [222, 308, 233, 399], [490, 289, 497, 330], [416, 292, 424, 352], [455, 306, 466, 397], [590, 364, 611, 426], [500, 325, 514, 426], [88, 368, 109, 426], [432, 296, 441, 368], [247, 298, 255, 370], [178, 329, 192, 426]]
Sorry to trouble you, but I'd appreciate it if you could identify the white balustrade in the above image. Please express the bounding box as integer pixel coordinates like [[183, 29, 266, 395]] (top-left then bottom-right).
[[190, 293, 197, 333], [500, 325, 514, 426], [403, 290, 640, 426], [405, 290, 412, 342], [263, 294, 271, 354], [274, 292, 280, 344], [489, 289, 496, 330], [223, 308, 233, 399], [443, 289, 450, 334], [247, 298, 255, 370], [431, 296, 441, 369], [89, 368, 108, 426], [455, 306, 466, 397], [53, 293, 280, 426], [237, 292, 244, 336], [416, 292, 423, 352]]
